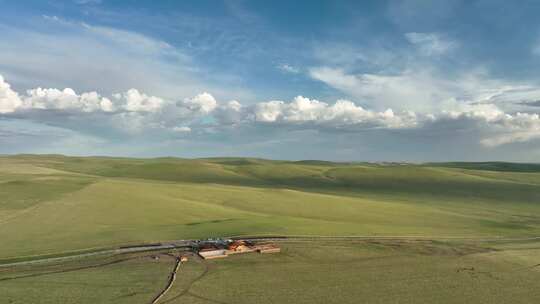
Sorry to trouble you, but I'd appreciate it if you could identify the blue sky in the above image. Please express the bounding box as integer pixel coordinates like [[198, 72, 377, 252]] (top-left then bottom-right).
[[1, 0, 540, 161]]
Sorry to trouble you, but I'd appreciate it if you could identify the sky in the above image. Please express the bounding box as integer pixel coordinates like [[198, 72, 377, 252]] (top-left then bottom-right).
[[1, 0, 540, 161]]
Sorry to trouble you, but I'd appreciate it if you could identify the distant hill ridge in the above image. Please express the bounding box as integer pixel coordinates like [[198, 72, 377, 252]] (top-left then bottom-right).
[[7, 154, 540, 172], [430, 162, 540, 172]]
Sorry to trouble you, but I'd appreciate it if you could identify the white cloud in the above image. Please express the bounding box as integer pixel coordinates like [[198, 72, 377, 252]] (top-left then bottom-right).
[[0, 75, 211, 136], [254, 101, 284, 122], [113, 89, 165, 113], [215, 100, 243, 124], [479, 112, 540, 146], [0, 75, 22, 114], [277, 64, 300, 74], [2, 81, 165, 114], [181, 92, 218, 114], [42, 15, 61, 22], [309, 67, 457, 112], [469, 85, 540, 110], [281, 96, 328, 121], [434, 103, 540, 147], [254, 96, 416, 129], [309, 34, 463, 113], [173, 126, 191, 133], [250, 96, 540, 148], [444, 103, 506, 122], [1, 74, 540, 148], [405, 32, 457, 56], [308, 65, 540, 115], [224, 100, 242, 112], [22, 87, 115, 113]]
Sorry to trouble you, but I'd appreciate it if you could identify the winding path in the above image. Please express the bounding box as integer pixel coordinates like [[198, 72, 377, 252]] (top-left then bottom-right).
[[151, 256, 182, 304]]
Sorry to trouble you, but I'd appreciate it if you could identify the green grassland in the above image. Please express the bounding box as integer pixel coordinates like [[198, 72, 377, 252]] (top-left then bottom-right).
[[1, 155, 540, 303], [0, 251, 175, 304], [162, 240, 540, 304], [1, 155, 540, 260], [2, 240, 539, 304]]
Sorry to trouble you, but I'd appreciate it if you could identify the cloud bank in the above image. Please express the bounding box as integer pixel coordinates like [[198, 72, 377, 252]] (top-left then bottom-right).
[[1, 74, 539, 149]]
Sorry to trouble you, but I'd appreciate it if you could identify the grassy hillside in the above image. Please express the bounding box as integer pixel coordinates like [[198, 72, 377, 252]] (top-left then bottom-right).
[[1, 155, 540, 260], [162, 240, 540, 304], [2, 240, 540, 304], [0, 252, 174, 304]]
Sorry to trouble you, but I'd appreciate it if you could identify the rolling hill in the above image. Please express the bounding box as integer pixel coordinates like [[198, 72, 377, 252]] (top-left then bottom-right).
[[1, 155, 540, 261]]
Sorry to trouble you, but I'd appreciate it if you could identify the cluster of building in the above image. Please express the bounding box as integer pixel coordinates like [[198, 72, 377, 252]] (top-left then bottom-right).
[[195, 239, 280, 260]]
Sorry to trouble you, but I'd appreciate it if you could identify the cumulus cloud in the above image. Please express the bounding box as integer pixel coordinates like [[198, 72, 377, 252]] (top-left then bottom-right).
[[248, 96, 540, 147], [23, 87, 114, 113], [0, 75, 22, 114], [433, 103, 540, 147], [1, 74, 540, 148], [249, 96, 540, 148], [0, 75, 215, 136], [253, 96, 416, 129], [1, 77, 167, 115], [250, 97, 540, 148], [113, 89, 164, 113], [254, 101, 283, 122], [444, 103, 506, 122], [215, 100, 244, 124], [181, 92, 217, 114], [479, 112, 540, 146]]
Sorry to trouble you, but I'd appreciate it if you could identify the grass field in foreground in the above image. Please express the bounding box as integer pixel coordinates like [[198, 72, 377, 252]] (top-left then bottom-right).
[[0, 252, 174, 304], [1, 155, 540, 260], [1, 240, 539, 304], [163, 240, 540, 304]]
